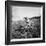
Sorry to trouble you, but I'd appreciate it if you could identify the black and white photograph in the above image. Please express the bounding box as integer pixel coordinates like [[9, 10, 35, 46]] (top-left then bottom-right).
[[5, 1, 45, 45], [11, 6, 41, 40]]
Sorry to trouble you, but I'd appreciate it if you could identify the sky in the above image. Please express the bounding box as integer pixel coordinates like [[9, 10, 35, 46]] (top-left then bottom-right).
[[12, 6, 41, 21]]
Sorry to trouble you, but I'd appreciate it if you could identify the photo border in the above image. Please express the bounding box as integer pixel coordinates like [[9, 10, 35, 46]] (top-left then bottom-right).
[[5, 1, 45, 45]]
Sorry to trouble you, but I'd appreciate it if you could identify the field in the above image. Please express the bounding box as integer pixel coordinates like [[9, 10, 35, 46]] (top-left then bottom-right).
[[10, 16, 41, 39]]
